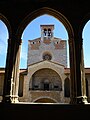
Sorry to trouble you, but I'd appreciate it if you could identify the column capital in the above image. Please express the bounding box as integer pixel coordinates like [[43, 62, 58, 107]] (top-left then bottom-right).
[[10, 95, 19, 103], [76, 96, 88, 104], [2, 95, 12, 103]]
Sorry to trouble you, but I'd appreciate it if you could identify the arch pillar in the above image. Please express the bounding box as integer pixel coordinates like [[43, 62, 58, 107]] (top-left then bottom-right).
[[75, 37, 88, 104], [10, 38, 22, 103], [2, 34, 22, 103], [69, 36, 77, 104], [0, 13, 12, 103], [16, 7, 76, 104], [2, 38, 13, 103]]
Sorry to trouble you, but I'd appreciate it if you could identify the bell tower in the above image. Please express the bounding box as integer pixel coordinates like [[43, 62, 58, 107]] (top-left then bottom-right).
[[40, 25, 54, 42]]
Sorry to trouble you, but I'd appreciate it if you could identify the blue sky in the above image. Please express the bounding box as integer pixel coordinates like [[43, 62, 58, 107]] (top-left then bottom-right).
[[83, 20, 90, 67], [0, 14, 90, 68]]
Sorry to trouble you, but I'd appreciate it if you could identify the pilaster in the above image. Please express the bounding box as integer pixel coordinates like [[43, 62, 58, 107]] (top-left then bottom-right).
[[10, 38, 22, 103], [76, 38, 88, 104], [2, 38, 14, 103], [68, 36, 77, 104]]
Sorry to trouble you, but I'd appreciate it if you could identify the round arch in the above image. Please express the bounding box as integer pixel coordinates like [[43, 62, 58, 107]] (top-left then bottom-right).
[[31, 67, 62, 77], [81, 14, 90, 68], [80, 13, 90, 36], [30, 67, 62, 82], [17, 7, 75, 75], [0, 13, 12, 38], [16, 7, 76, 103], [28, 61, 65, 81], [16, 7, 74, 39], [28, 67, 63, 92], [73, 13, 90, 104], [33, 96, 57, 103]]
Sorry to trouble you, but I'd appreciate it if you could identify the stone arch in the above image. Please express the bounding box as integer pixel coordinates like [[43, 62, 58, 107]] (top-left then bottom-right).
[[76, 13, 90, 103], [28, 61, 65, 80], [30, 68, 62, 91], [17, 7, 74, 39], [33, 96, 58, 103], [0, 13, 12, 102], [78, 13, 90, 38], [0, 13, 12, 38], [78, 13, 90, 62], [30, 68, 62, 80], [15, 7, 76, 103]]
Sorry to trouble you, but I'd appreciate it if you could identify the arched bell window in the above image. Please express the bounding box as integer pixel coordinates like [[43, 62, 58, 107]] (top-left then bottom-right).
[[64, 77, 70, 97], [44, 28, 47, 36], [48, 28, 51, 36]]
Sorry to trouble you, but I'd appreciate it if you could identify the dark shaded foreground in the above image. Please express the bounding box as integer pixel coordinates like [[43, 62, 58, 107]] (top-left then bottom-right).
[[0, 103, 90, 119]]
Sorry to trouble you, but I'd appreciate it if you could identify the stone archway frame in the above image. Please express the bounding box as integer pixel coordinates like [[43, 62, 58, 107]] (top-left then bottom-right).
[[0, 13, 12, 38], [0, 13, 12, 102], [33, 96, 58, 103], [79, 13, 90, 37], [23, 60, 66, 99], [16, 7, 76, 103], [77, 13, 90, 103], [28, 60, 65, 88], [28, 60, 65, 80]]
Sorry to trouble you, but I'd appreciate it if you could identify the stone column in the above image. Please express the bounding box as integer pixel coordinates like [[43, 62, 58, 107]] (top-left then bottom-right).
[[10, 39, 22, 103], [87, 78, 90, 101], [68, 37, 77, 104], [76, 38, 88, 104], [22, 72, 29, 102], [29, 77, 33, 90], [2, 38, 14, 103]]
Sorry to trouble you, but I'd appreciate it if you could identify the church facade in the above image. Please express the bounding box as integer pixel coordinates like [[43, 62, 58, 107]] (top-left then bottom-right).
[[0, 25, 90, 103]]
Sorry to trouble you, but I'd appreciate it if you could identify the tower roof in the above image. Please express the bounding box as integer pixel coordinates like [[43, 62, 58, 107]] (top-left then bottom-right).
[[40, 24, 54, 30]]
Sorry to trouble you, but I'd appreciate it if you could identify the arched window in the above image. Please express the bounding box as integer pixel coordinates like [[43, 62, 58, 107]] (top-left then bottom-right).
[[44, 82, 49, 90], [64, 77, 70, 97], [44, 28, 47, 36], [48, 28, 51, 36]]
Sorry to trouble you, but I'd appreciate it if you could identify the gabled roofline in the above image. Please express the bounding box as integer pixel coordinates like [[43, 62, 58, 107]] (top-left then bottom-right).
[[28, 37, 66, 41], [28, 60, 65, 67]]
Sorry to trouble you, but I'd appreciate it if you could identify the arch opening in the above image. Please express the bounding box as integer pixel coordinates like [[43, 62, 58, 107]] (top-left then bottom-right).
[[14, 7, 75, 104], [82, 20, 90, 68], [20, 13, 69, 69], [29, 68, 62, 91], [34, 97, 57, 103], [0, 14, 11, 102], [0, 20, 9, 67]]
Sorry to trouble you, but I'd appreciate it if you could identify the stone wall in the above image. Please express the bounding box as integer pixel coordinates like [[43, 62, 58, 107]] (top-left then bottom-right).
[[27, 38, 67, 67]]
